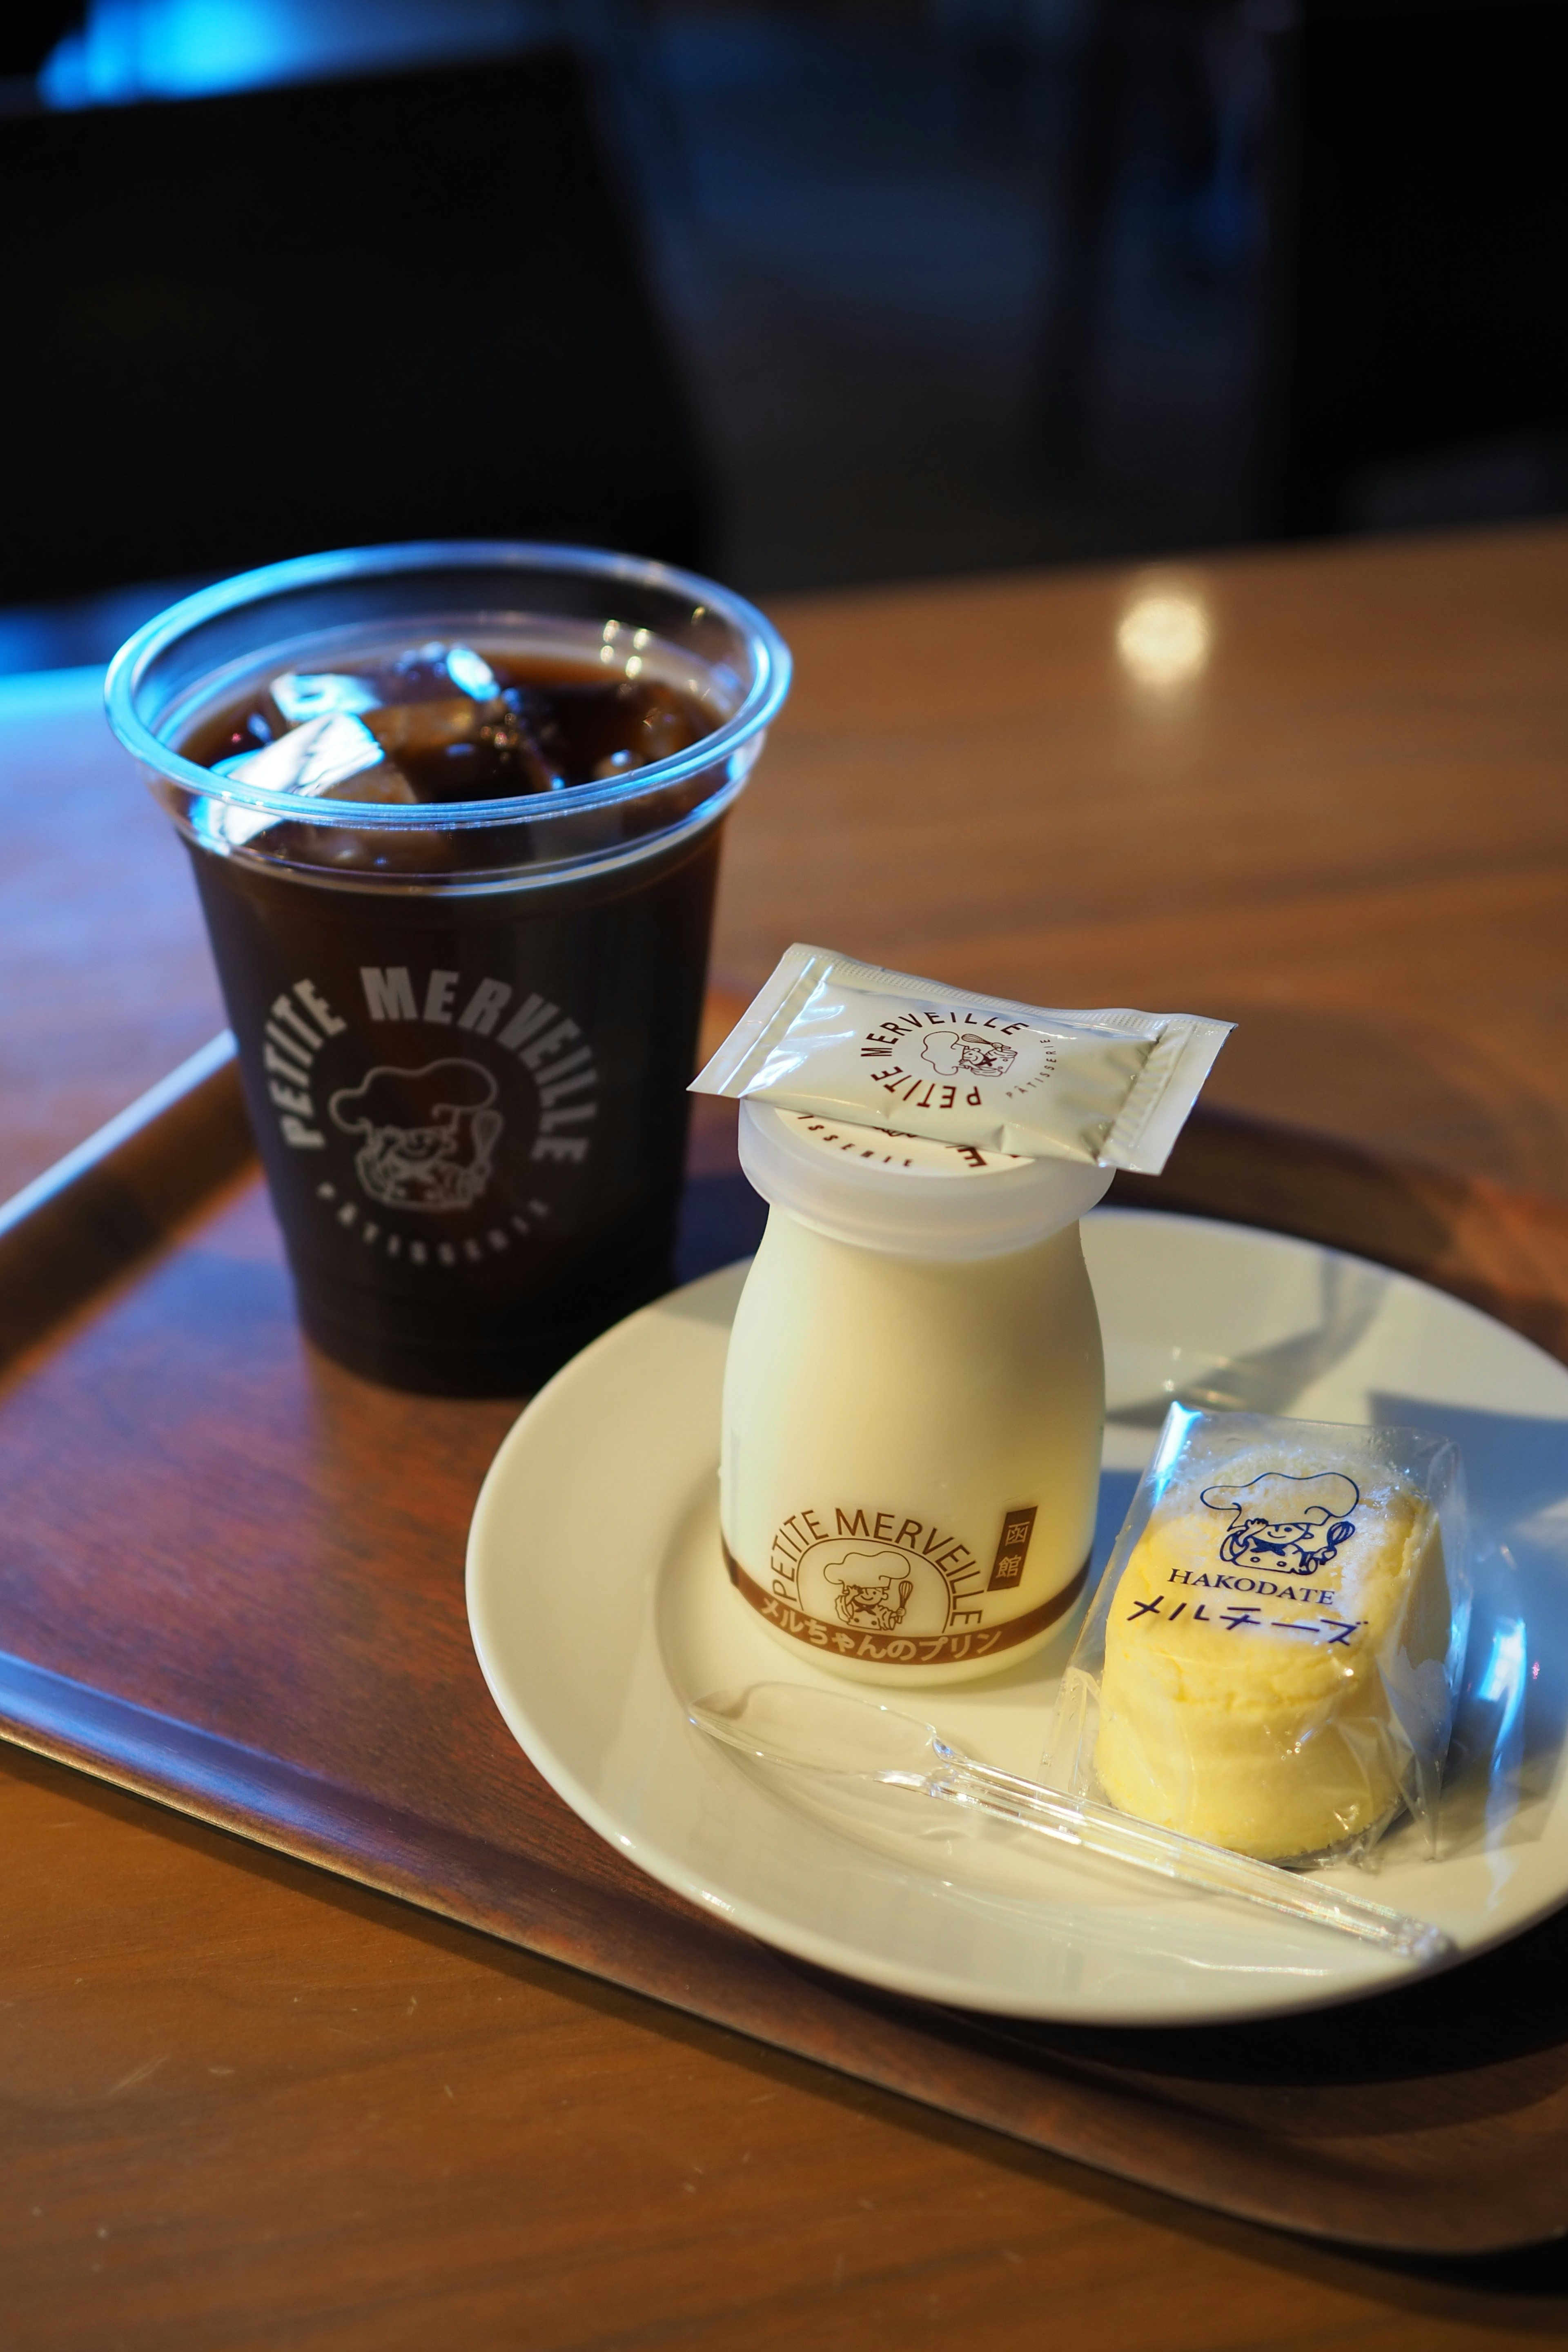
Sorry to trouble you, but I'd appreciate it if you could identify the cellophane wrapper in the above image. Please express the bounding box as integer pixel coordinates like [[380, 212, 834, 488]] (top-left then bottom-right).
[[1043, 1407, 1470, 1866]]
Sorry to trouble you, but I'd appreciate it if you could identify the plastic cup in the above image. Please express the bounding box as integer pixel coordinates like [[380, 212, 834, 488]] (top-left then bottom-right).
[[107, 541, 791, 1394]]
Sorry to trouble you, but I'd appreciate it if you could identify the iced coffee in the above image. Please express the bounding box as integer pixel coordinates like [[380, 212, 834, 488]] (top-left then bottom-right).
[[107, 546, 791, 1393]]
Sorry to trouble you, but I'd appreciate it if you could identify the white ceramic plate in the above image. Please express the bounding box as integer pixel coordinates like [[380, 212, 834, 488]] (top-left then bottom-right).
[[467, 1209, 1568, 2026]]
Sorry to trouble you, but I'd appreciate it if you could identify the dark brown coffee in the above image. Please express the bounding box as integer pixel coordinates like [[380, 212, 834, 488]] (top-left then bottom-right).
[[183, 641, 713, 806], [178, 638, 724, 1394]]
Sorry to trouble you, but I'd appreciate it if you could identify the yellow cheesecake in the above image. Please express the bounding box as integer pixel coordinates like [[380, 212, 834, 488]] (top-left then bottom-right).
[[1095, 1461, 1450, 1860]]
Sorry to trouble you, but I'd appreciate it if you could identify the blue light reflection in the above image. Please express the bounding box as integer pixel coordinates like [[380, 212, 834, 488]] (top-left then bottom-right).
[[40, 0, 533, 110]]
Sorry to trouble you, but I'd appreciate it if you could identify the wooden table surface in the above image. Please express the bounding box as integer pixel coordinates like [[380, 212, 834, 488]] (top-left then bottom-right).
[[2, 525, 1567, 2346]]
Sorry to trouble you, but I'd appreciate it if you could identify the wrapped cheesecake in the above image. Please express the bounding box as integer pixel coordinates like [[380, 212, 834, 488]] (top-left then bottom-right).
[[1046, 1407, 1469, 1862]]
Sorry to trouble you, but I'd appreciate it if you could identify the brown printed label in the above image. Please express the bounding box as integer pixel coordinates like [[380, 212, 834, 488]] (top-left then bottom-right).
[[723, 1536, 1084, 1666], [987, 1505, 1038, 1591], [724, 1497, 1082, 1668], [766, 1505, 981, 1640]]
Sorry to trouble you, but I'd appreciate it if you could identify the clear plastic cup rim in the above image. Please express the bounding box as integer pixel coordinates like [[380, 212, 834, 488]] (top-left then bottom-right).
[[104, 539, 793, 834]]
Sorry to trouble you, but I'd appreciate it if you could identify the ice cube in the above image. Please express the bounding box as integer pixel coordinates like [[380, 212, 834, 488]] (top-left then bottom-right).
[[314, 766, 418, 808], [445, 644, 500, 701], [214, 711, 386, 794], [271, 672, 381, 725], [380, 642, 465, 703], [202, 712, 405, 849], [370, 684, 568, 793], [363, 699, 490, 760], [637, 687, 695, 765]]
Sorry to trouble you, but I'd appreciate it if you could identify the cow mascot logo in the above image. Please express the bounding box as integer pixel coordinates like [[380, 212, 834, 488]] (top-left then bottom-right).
[[919, 1030, 1017, 1078], [1199, 1470, 1360, 1577], [329, 1059, 503, 1212]]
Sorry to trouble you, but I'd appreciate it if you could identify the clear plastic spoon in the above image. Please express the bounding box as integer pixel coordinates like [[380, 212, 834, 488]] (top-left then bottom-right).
[[688, 1682, 1452, 1966]]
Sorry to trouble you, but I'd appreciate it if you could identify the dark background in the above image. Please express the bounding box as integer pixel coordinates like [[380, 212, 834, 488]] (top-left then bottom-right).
[[2, 0, 1564, 671]]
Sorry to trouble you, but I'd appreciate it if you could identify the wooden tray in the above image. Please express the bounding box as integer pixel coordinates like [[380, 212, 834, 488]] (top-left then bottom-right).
[[4, 1038, 1568, 2260]]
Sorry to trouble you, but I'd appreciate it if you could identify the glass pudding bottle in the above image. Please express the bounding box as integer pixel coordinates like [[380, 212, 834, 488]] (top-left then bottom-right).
[[719, 1104, 1111, 1688]]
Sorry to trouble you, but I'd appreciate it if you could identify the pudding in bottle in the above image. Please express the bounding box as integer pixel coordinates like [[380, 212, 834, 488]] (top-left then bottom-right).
[[719, 1105, 1111, 1688]]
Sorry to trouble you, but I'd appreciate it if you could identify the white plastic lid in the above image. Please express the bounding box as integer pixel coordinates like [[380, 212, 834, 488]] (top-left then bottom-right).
[[738, 1104, 1113, 1261]]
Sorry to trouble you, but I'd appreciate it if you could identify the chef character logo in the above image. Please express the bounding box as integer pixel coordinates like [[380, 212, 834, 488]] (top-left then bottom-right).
[[825, 1550, 913, 1631], [1200, 1472, 1360, 1575], [329, 1059, 502, 1212], [797, 1541, 952, 1635], [919, 1029, 1016, 1078]]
